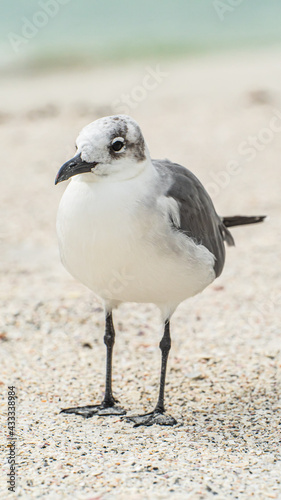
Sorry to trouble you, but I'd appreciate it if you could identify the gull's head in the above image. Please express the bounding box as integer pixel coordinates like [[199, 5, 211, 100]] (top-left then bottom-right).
[[55, 115, 150, 184]]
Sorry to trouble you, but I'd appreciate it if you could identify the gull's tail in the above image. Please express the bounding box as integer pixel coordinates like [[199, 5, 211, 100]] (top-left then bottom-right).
[[222, 215, 266, 228]]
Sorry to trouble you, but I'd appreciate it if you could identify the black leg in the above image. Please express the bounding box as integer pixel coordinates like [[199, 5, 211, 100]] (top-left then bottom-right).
[[155, 320, 172, 412], [60, 311, 126, 418], [126, 320, 177, 427], [103, 311, 117, 406]]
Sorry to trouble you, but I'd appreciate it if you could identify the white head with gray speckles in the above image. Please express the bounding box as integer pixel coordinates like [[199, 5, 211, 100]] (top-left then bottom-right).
[[56, 115, 151, 185], [79, 115, 150, 180]]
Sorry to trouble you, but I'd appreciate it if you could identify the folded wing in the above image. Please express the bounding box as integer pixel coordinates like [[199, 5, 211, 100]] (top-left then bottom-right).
[[153, 159, 234, 277]]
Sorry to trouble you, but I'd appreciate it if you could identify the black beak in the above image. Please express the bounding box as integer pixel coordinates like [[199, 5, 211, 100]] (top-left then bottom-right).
[[55, 153, 98, 185]]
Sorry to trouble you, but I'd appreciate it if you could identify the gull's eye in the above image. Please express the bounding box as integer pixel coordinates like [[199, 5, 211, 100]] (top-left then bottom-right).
[[111, 137, 125, 153]]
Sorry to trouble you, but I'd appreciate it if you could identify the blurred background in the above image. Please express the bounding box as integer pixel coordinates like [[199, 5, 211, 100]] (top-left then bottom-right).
[[1, 0, 281, 71], [2, 3, 281, 498]]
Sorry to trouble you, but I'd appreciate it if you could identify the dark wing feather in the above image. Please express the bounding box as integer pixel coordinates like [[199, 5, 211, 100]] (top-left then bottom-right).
[[153, 159, 234, 277]]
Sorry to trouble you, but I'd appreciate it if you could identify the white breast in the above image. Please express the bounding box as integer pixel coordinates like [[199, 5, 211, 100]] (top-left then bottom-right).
[[56, 168, 216, 313]]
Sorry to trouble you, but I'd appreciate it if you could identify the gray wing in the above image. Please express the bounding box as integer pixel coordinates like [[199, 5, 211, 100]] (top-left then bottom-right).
[[153, 159, 234, 277]]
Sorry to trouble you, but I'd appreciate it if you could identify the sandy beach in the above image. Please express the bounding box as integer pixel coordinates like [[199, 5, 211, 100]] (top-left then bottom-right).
[[1, 48, 281, 499]]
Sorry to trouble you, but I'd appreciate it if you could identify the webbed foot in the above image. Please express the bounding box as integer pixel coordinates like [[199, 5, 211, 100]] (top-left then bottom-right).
[[60, 403, 126, 418], [126, 409, 177, 427]]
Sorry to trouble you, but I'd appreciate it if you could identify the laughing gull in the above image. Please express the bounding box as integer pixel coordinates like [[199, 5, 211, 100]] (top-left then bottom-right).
[[55, 114, 265, 426]]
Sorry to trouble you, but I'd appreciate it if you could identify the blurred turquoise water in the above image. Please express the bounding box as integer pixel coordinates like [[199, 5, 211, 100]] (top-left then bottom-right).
[[1, 0, 281, 70]]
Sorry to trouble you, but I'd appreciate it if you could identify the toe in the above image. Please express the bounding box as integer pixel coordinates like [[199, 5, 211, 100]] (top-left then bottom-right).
[[60, 404, 126, 418], [126, 411, 177, 427]]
